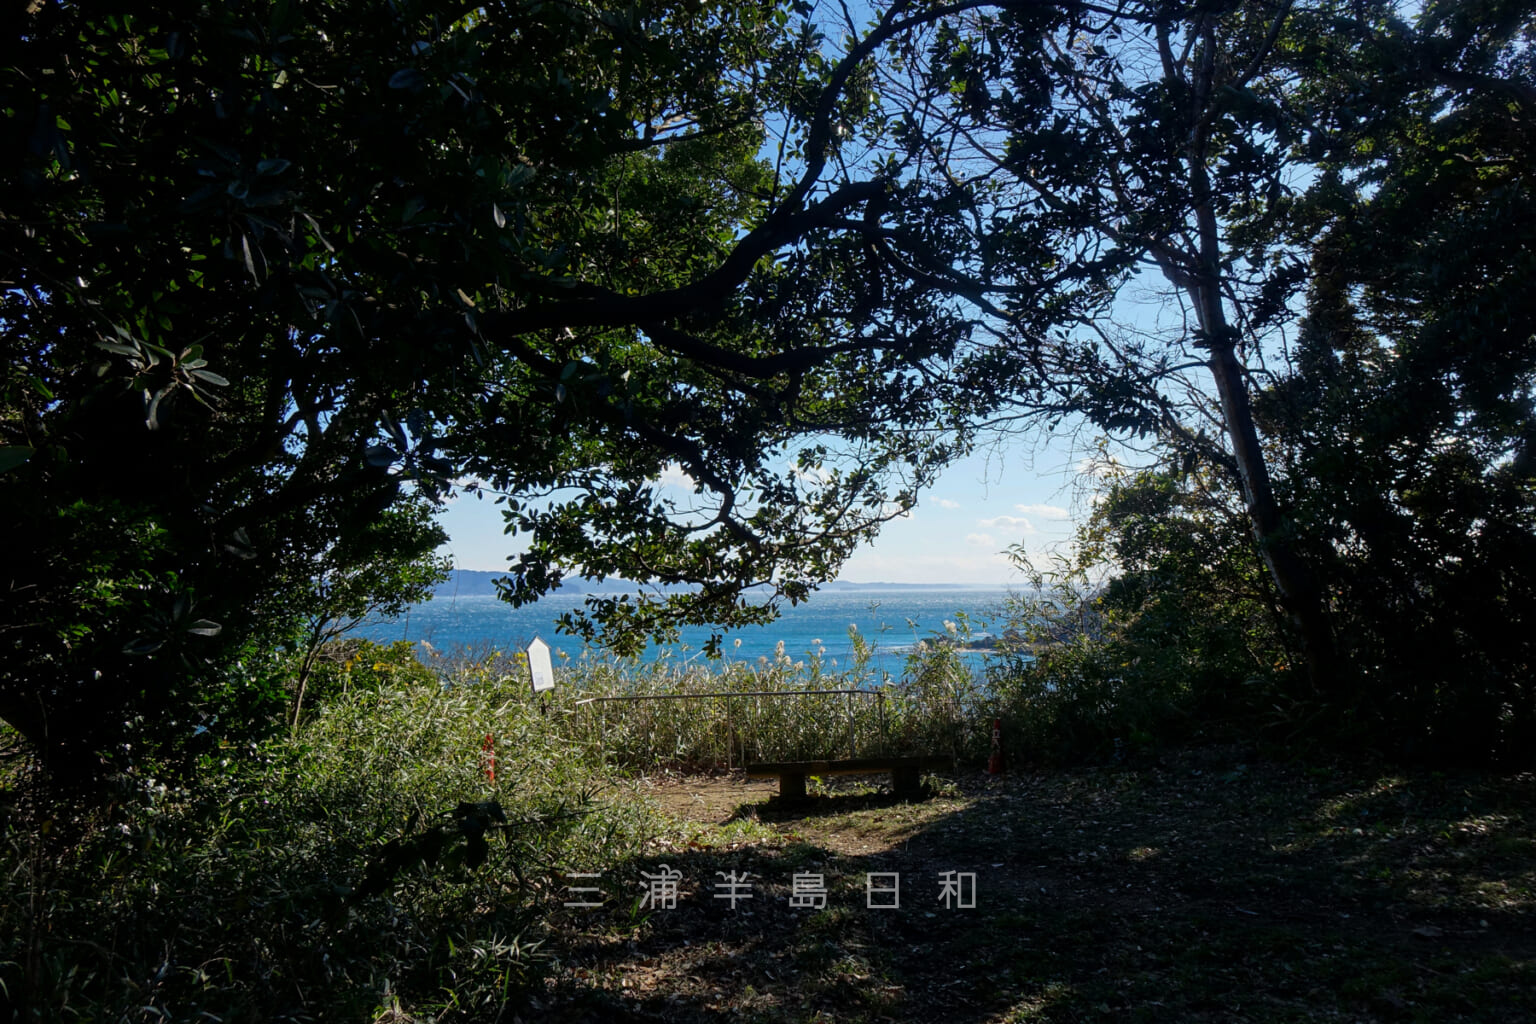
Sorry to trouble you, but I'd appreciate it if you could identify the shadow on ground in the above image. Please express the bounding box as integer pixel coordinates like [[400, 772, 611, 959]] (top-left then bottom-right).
[[531, 748, 1536, 1023]]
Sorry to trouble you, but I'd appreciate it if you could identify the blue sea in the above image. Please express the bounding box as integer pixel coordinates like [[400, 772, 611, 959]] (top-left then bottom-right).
[[354, 587, 1020, 675]]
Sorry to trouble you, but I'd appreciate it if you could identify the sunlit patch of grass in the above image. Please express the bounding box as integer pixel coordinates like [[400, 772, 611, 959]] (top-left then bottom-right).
[[1312, 774, 1410, 821], [923, 773, 962, 798], [997, 982, 1073, 1022], [670, 815, 785, 850]]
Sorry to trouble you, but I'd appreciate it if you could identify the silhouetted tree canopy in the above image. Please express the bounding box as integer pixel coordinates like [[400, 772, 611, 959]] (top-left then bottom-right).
[[0, 0, 985, 773], [3, 0, 1532, 773]]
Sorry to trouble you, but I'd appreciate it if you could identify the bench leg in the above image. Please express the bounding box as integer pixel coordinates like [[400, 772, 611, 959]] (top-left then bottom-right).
[[891, 766, 923, 797], [779, 772, 807, 800]]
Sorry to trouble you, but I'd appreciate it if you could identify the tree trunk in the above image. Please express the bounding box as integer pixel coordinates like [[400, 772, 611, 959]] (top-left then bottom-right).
[[1204, 326, 1337, 693], [288, 621, 328, 733], [1180, 26, 1336, 693], [1184, 184, 1336, 694]]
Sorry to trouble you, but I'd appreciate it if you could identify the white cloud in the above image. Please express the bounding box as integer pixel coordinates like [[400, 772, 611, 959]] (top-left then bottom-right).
[[933, 497, 961, 509], [654, 462, 696, 490], [1014, 503, 1069, 520], [977, 515, 1037, 533], [965, 532, 996, 547], [1075, 454, 1125, 479]]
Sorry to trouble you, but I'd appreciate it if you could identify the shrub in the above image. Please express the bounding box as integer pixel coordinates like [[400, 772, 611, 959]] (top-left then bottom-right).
[[986, 470, 1290, 763], [0, 667, 655, 1022]]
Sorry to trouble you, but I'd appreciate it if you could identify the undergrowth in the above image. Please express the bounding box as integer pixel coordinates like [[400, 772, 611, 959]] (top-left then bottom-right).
[[0, 657, 652, 1023], [556, 626, 996, 769], [1, 613, 1235, 1022]]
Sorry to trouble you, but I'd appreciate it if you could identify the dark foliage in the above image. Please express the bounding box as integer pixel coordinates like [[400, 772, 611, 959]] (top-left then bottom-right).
[[0, 0, 982, 776]]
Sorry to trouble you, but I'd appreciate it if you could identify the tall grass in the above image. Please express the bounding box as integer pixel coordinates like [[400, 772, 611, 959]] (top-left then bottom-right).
[[0, 633, 1009, 1021], [0, 654, 654, 1023], [557, 628, 999, 769]]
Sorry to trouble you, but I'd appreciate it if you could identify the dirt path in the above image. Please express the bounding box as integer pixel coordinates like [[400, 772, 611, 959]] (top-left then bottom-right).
[[639, 773, 781, 824]]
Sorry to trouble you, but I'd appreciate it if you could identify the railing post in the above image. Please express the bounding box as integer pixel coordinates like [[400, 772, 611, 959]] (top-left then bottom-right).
[[878, 690, 887, 756], [846, 690, 855, 758]]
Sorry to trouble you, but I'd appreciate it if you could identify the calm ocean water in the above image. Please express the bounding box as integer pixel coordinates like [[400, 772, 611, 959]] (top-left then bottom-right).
[[354, 587, 1019, 674]]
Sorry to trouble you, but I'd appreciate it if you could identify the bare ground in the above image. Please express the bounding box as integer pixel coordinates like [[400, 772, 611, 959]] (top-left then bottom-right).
[[524, 749, 1536, 1023]]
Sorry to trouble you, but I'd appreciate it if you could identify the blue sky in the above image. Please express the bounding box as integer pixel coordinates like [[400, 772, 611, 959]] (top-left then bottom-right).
[[430, 4, 1194, 586], [426, 1, 1321, 588], [433, 432, 1099, 585]]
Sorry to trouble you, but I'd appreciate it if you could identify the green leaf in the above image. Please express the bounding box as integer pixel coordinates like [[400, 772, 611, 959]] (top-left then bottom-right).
[[389, 68, 424, 90], [365, 444, 399, 467], [241, 233, 258, 282], [0, 447, 36, 473], [223, 527, 257, 559], [95, 340, 141, 358], [381, 411, 407, 449]]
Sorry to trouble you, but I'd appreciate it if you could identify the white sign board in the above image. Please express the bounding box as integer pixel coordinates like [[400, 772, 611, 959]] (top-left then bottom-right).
[[526, 637, 555, 693]]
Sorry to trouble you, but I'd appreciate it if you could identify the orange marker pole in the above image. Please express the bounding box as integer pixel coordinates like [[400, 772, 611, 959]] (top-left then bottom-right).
[[481, 732, 496, 785]]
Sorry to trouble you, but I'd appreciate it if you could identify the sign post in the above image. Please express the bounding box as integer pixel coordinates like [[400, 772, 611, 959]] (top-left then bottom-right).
[[526, 637, 555, 714]]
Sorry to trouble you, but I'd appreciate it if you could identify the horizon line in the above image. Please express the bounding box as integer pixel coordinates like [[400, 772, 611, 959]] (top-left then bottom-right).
[[443, 568, 1017, 588]]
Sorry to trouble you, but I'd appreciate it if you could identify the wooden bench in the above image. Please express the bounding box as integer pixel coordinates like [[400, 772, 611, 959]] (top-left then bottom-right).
[[745, 756, 955, 799]]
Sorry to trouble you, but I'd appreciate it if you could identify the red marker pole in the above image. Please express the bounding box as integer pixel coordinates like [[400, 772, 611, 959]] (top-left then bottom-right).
[[481, 732, 496, 785], [987, 717, 1004, 775]]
